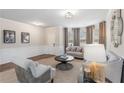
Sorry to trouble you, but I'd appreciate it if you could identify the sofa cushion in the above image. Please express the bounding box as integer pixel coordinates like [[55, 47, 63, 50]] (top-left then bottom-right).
[[67, 51, 82, 54], [73, 52, 83, 55], [66, 51, 74, 55], [67, 52, 83, 58]]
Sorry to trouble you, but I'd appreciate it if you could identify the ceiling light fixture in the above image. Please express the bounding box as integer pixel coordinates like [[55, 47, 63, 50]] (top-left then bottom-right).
[[63, 9, 78, 19], [65, 11, 73, 19]]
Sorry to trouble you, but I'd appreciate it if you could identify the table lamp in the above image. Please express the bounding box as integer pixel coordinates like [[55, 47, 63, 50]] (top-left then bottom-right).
[[83, 44, 107, 82]]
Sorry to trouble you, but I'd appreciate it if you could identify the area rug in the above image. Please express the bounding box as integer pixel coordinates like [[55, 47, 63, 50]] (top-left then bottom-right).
[[38, 56, 84, 83], [0, 56, 84, 83]]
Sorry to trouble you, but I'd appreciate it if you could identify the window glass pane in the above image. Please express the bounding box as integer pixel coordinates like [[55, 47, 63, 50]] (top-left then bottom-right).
[[80, 27, 86, 46], [68, 28, 74, 46], [93, 24, 99, 43]]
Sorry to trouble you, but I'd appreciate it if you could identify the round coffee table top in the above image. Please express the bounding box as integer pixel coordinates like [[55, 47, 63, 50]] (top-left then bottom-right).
[[55, 55, 74, 62], [55, 55, 74, 70]]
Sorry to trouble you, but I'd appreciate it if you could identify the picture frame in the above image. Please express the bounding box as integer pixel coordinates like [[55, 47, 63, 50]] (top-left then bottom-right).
[[3, 30, 16, 43], [21, 32, 30, 43]]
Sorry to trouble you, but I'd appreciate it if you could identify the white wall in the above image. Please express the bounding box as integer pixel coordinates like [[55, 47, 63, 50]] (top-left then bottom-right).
[[0, 18, 44, 48], [44, 27, 64, 46], [0, 18, 46, 64], [106, 10, 124, 58], [44, 27, 64, 55], [0, 19, 64, 64]]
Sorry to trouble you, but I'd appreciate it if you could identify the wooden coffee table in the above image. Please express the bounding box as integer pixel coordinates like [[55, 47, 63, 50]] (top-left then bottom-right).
[[55, 55, 74, 71]]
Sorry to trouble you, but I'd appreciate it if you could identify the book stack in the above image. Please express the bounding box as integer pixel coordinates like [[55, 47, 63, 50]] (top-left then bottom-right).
[[60, 55, 68, 59]]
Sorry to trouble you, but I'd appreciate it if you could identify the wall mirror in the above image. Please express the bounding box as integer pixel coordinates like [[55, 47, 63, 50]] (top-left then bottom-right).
[[111, 9, 123, 47]]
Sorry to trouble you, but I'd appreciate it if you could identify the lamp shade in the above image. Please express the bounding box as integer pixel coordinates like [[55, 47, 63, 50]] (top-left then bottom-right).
[[83, 44, 107, 62]]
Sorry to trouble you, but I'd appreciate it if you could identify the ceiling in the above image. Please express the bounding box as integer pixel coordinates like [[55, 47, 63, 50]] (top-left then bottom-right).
[[0, 9, 109, 27]]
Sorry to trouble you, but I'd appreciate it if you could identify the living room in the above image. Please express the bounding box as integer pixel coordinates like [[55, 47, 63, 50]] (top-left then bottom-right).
[[0, 9, 124, 83]]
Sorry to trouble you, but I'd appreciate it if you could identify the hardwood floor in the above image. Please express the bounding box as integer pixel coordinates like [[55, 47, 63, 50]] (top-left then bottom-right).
[[0, 62, 15, 72], [28, 54, 55, 61]]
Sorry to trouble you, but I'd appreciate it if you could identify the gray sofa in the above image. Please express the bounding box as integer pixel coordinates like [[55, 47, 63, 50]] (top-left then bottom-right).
[[66, 46, 83, 59]]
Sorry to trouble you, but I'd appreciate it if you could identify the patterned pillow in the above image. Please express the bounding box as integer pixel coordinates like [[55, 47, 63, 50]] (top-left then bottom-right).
[[66, 47, 72, 51], [80, 48, 83, 52]]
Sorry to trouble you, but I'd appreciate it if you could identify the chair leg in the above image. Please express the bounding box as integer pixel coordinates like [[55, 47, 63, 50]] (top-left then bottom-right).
[[51, 79, 54, 83]]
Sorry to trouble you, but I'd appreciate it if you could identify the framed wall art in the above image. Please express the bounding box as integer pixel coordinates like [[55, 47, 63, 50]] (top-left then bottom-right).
[[3, 30, 16, 43], [21, 32, 30, 43]]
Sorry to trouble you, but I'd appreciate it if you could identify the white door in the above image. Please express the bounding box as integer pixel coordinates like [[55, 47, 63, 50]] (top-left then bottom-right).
[[45, 27, 58, 55], [46, 27, 57, 47]]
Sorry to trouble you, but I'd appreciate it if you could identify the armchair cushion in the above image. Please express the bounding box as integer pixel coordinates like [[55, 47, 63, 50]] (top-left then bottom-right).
[[28, 62, 50, 78]]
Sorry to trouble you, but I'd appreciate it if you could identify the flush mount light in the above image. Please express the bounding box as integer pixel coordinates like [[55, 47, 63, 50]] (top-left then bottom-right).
[[62, 9, 78, 19], [65, 12, 73, 19]]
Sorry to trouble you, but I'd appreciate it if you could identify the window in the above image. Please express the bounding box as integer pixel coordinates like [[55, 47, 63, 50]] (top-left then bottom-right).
[[93, 24, 99, 43], [68, 28, 74, 46], [80, 27, 86, 46]]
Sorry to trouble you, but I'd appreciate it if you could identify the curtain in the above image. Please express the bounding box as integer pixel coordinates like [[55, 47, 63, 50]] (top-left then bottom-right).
[[64, 28, 68, 53], [86, 26, 94, 44], [72, 28, 80, 46], [99, 21, 106, 47]]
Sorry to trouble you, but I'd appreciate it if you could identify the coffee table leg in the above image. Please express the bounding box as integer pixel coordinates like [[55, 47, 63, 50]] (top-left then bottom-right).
[[56, 63, 73, 71]]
